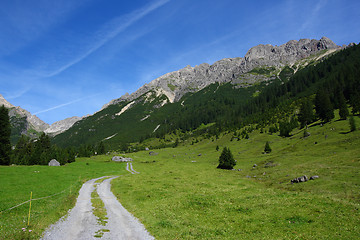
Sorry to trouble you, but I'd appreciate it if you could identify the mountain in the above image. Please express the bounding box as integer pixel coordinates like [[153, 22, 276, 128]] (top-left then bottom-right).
[[1, 94, 48, 143], [53, 37, 354, 149], [0, 95, 83, 143], [44, 116, 83, 136], [104, 37, 339, 107]]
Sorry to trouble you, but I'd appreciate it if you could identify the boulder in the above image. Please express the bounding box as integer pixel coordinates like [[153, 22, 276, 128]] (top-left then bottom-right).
[[48, 159, 60, 166], [111, 156, 133, 162], [291, 175, 308, 183]]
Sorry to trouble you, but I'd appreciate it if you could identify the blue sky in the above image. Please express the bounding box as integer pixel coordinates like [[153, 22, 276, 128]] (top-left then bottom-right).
[[1, 0, 359, 124]]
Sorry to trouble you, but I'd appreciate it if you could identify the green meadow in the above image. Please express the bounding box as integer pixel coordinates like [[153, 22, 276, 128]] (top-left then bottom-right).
[[1, 115, 360, 239], [0, 158, 126, 239]]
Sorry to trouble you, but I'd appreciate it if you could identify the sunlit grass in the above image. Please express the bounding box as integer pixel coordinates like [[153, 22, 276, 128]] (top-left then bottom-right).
[[111, 116, 360, 239], [0, 156, 126, 239]]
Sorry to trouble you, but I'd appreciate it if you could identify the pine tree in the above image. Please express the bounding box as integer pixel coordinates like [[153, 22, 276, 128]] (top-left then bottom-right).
[[298, 99, 314, 128], [350, 93, 360, 115], [338, 92, 349, 120], [0, 105, 11, 165], [97, 141, 106, 154], [217, 147, 236, 169], [315, 89, 334, 122], [349, 116, 356, 132], [264, 141, 272, 153]]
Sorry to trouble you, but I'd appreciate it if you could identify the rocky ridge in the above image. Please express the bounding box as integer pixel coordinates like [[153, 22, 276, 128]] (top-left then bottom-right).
[[103, 37, 340, 108], [45, 116, 83, 136], [1, 94, 81, 137]]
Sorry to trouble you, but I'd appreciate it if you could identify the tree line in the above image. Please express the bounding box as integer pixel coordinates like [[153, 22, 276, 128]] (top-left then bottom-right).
[[0, 104, 107, 165]]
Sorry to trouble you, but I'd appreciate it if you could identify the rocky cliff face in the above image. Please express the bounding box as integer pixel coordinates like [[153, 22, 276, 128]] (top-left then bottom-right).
[[1, 94, 49, 134], [1, 94, 81, 139], [45, 116, 83, 136], [104, 37, 340, 108]]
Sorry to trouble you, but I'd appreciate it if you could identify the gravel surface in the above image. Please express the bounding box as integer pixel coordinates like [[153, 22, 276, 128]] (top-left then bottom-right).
[[98, 177, 154, 239], [41, 176, 154, 240]]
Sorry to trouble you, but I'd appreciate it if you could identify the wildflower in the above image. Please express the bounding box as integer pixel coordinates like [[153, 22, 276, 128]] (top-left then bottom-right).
[[22, 228, 26, 231], [29, 230, 32, 232]]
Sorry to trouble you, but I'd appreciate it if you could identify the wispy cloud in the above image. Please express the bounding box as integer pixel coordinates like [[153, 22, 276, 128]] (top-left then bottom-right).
[[5, 87, 32, 100], [297, 0, 328, 35], [33, 93, 102, 115], [43, 0, 170, 78]]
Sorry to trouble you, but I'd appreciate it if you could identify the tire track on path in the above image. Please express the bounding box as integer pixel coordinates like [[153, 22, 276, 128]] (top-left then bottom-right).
[[42, 167, 153, 239]]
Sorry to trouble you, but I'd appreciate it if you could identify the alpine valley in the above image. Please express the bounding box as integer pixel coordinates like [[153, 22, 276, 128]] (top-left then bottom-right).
[[2, 37, 360, 150]]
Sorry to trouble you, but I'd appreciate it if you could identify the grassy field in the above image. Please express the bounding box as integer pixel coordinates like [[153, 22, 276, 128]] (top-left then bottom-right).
[[0, 115, 359, 239], [0, 157, 126, 239], [111, 116, 360, 239]]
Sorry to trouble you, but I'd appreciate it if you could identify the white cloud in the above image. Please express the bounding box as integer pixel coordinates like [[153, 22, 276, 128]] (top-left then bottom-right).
[[42, 0, 170, 78]]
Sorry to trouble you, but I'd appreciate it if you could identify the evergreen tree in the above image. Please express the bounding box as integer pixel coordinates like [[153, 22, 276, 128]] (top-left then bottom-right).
[[217, 147, 236, 169], [298, 99, 314, 128], [350, 93, 360, 115], [338, 92, 349, 120], [315, 89, 334, 122], [97, 141, 106, 154], [349, 116, 356, 132], [264, 141, 272, 153], [279, 121, 292, 137], [0, 105, 11, 165]]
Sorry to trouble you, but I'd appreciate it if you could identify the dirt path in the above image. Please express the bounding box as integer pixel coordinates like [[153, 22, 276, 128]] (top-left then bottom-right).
[[42, 167, 153, 239]]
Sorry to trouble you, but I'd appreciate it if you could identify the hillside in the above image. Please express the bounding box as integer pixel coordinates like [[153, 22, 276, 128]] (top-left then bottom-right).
[[53, 38, 359, 150], [2, 110, 359, 239]]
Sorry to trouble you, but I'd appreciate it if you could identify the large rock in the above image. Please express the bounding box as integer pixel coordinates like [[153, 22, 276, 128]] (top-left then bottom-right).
[[291, 175, 308, 183], [111, 156, 133, 162], [48, 159, 60, 166]]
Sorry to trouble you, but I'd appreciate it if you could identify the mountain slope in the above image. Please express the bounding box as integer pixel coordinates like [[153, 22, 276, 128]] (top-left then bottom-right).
[[0, 95, 84, 143], [53, 37, 354, 149], [104, 37, 339, 107]]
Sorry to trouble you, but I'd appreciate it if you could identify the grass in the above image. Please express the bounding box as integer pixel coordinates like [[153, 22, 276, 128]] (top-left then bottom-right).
[[1, 115, 359, 239], [92, 177, 110, 238], [0, 156, 126, 239], [111, 115, 360, 239]]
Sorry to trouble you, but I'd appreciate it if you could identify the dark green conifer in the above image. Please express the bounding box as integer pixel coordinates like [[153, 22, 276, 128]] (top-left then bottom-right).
[[217, 147, 236, 169], [349, 116, 356, 132], [338, 92, 349, 120], [298, 99, 314, 128], [315, 89, 334, 122], [264, 141, 272, 153], [0, 105, 11, 165]]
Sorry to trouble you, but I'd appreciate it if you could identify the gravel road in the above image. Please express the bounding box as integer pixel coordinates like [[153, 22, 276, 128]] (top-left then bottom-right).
[[41, 175, 154, 240]]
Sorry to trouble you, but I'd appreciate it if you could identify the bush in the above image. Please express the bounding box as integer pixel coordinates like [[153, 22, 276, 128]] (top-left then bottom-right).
[[217, 147, 236, 169]]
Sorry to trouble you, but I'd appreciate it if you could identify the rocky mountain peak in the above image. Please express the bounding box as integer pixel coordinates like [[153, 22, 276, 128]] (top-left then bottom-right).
[[0, 94, 15, 109], [104, 37, 340, 108], [45, 116, 83, 136], [244, 37, 340, 65]]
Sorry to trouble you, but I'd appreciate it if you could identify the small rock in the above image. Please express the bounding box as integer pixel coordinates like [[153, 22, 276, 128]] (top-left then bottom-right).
[[253, 164, 257, 168], [310, 175, 319, 180], [198, 154, 202, 156], [149, 151, 158, 156]]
